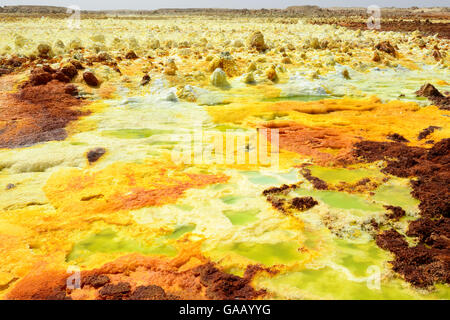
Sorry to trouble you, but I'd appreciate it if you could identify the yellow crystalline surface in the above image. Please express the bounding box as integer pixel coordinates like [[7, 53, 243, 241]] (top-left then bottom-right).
[[43, 160, 230, 214], [208, 97, 449, 145]]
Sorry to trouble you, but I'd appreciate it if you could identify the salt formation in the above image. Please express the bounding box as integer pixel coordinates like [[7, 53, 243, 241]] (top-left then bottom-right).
[[211, 68, 229, 87], [37, 43, 52, 57], [248, 31, 267, 52], [208, 52, 238, 76], [242, 72, 255, 84], [164, 59, 178, 76], [265, 65, 278, 82], [83, 71, 99, 86], [247, 62, 257, 72]]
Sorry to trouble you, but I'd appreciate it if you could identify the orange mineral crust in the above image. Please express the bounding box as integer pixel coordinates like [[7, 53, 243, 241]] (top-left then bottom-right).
[[43, 161, 230, 214], [6, 249, 267, 300], [263, 122, 357, 165], [0, 79, 87, 148]]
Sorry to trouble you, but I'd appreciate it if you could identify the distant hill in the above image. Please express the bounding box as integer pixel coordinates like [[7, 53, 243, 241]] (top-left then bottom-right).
[[0, 5, 68, 13], [286, 5, 321, 12], [0, 5, 448, 17]]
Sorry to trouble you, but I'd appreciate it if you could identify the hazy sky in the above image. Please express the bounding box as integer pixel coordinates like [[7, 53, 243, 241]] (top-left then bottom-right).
[[0, 0, 448, 10]]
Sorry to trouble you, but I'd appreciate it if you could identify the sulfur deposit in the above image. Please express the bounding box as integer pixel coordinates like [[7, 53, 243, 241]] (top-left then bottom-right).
[[0, 7, 449, 300]]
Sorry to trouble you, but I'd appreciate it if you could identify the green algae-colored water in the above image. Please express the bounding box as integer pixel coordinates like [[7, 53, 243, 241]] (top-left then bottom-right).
[[257, 237, 450, 300], [101, 128, 173, 139], [245, 174, 280, 185], [220, 194, 245, 205], [223, 209, 261, 225], [210, 166, 428, 300], [263, 268, 421, 300], [334, 239, 388, 277], [296, 166, 419, 214], [241, 170, 299, 185], [66, 228, 192, 262], [165, 224, 196, 239], [261, 262, 450, 300], [308, 166, 382, 184], [216, 241, 307, 266], [295, 189, 384, 213], [373, 183, 420, 209]]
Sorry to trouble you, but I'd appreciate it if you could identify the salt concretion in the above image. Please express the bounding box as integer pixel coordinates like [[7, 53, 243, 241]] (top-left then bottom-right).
[[248, 31, 268, 52], [247, 61, 257, 72], [83, 71, 100, 86], [232, 39, 244, 48], [341, 68, 351, 79], [210, 68, 229, 87], [37, 43, 52, 57], [164, 59, 177, 76], [375, 41, 397, 57], [242, 72, 255, 84], [415, 83, 450, 110], [125, 50, 138, 60], [149, 39, 160, 49], [208, 52, 239, 76], [265, 65, 278, 82], [140, 74, 151, 86]]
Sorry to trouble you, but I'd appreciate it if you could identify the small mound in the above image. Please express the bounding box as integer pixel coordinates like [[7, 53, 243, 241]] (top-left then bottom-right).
[[416, 83, 450, 110]]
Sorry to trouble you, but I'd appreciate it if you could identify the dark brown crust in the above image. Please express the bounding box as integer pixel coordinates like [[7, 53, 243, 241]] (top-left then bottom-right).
[[354, 138, 450, 288], [263, 189, 319, 214], [83, 71, 99, 87], [87, 147, 106, 163], [98, 282, 131, 300], [375, 41, 397, 57], [384, 205, 406, 221], [407, 217, 450, 246], [128, 285, 179, 300], [376, 229, 450, 288], [290, 197, 318, 211], [418, 126, 441, 141], [262, 184, 293, 196], [0, 80, 87, 148], [125, 50, 138, 60], [416, 83, 450, 110], [140, 74, 151, 86], [82, 274, 110, 288], [193, 262, 266, 300], [353, 139, 449, 219], [301, 167, 328, 190], [266, 196, 287, 213], [387, 133, 409, 143]]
